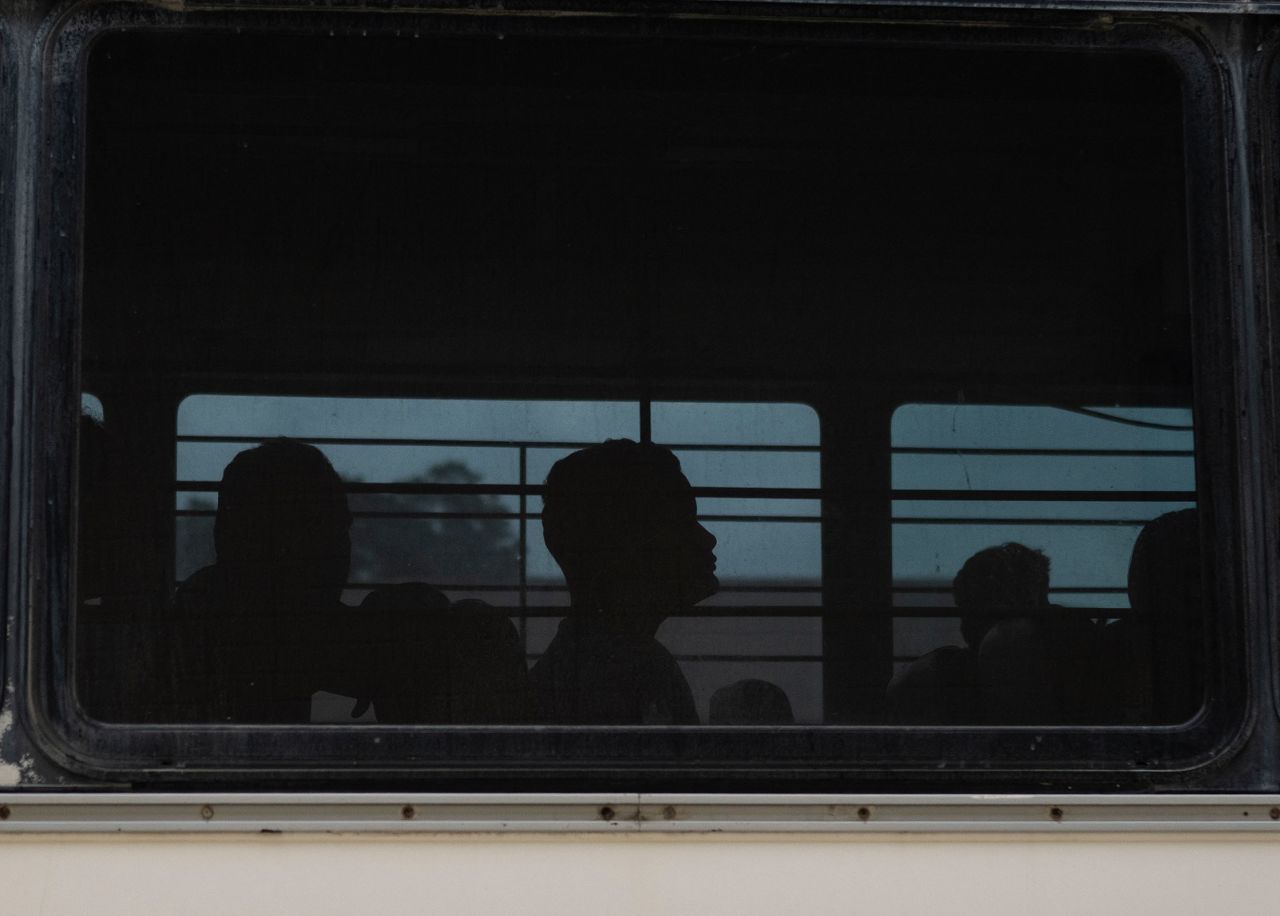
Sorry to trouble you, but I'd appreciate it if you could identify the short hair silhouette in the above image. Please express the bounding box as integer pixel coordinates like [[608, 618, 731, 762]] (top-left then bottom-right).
[[710, 679, 794, 725], [541, 438, 716, 617], [1124, 508, 1202, 721], [883, 543, 1047, 724], [213, 437, 352, 598], [954, 542, 1050, 648], [1128, 508, 1200, 617], [171, 438, 353, 723], [543, 440, 682, 581]]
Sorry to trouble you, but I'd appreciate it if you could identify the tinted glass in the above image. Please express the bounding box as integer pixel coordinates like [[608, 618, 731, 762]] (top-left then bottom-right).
[[76, 31, 1201, 729]]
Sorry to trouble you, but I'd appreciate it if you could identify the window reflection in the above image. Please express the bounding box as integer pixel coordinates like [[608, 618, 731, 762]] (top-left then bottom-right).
[[75, 32, 1201, 733], [162, 396, 822, 723], [888, 405, 1200, 724]]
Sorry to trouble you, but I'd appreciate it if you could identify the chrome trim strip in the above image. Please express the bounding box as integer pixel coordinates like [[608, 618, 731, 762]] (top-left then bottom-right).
[[2, 794, 1280, 833]]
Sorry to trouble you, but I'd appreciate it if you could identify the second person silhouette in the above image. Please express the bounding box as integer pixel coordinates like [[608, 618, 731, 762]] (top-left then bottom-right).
[[530, 439, 717, 724]]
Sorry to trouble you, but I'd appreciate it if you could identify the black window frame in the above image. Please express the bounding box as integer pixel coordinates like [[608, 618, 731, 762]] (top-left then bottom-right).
[[18, 0, 1258, 791], [0, 20, 12, 719], [1258, 21, 1280, 732]]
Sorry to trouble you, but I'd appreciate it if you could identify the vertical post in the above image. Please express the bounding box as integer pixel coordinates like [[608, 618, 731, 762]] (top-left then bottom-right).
[[821, 398, 894, 723], [640, 398, 652, 444], [518, 445, 528, 654]]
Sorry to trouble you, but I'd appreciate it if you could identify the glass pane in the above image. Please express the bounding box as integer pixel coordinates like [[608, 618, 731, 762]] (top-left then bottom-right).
[[132, 396, 818, 724], [887, 405, 1202, 725], [76, 30, 1196, 738]]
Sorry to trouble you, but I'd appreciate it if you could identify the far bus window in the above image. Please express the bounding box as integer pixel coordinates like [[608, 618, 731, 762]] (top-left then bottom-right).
[[888, 404, 1200, 724], [167, 396, 821, 723]]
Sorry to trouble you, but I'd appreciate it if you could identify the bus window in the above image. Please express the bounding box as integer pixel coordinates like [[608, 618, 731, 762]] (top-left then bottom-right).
[[57, 24, 1235, 781], [888, 404, 1200, 725], [166, 395, 820, 724]]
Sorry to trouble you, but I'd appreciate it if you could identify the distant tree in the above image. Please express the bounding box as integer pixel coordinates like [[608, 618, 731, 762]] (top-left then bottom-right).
[[174, 461, 518, 593], [349, 460, 518, 590]]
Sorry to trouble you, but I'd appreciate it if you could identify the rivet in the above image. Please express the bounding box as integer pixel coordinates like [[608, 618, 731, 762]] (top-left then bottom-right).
[[401, 805, 415, 820], [200, 805, 214, 821], [857, 807, 870, 822], [662, 806, 677, 820], [600, 806, 616, 821], [0, 805, 10, 820], [1270, 808, 1279, 821], [1050, 807, 1064, 822]]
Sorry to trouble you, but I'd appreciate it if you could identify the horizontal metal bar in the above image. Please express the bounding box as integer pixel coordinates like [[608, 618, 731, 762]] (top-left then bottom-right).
[[892, 490, 1196, 502], [174, 508, 1171, 525], [177, 435, 601, 449], [346, 582, 561, 592], [673, 654, 822, 663], [177, 435, 818, 453], [176, 481, 1196, 502], [886, 607, 1130, 618], [676, 515, 818, 523], [892, 517, 1157, 526], [518, 606, 1126, 618], [177, 480, 540, 496], [370, 604, 824, 617], [175, 482, 823, 498], [895, 586, 1124, 594], [1, 793, 1278, 834], [187, 437, 1189, 457], [896, 447, 1192, 458], [893, 447, 1194, 457], [529, 653, 817, 662], [335, 583, 822, 594], [147, 599, 1120, 618], [176, 509, 821, 523], [178, 509, 522, 520]]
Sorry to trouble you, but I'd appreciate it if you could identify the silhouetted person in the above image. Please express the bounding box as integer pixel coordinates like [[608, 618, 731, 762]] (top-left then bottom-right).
[[1101, 509, 1203, 723], [530, 439, 716, 724], [975, 543, 1104, 723], [709, 679, 794, 725], [357, 586, 531, 723], [171, 439, 353, 722], [886, 543, 1047, 723], [955, 543, 1050, 652]]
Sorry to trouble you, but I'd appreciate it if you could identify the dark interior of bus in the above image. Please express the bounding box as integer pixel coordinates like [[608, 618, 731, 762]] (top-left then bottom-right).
[[72, 29, 1205, 739]]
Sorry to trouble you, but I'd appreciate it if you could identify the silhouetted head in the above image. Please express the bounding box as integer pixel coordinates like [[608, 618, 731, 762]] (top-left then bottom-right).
[[954, 542, 1050, 647], [1128, 509, 1200, 618], [709, 678, 795, 725], [542, 439, 717, 630], [214, 439, 352, 605]]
